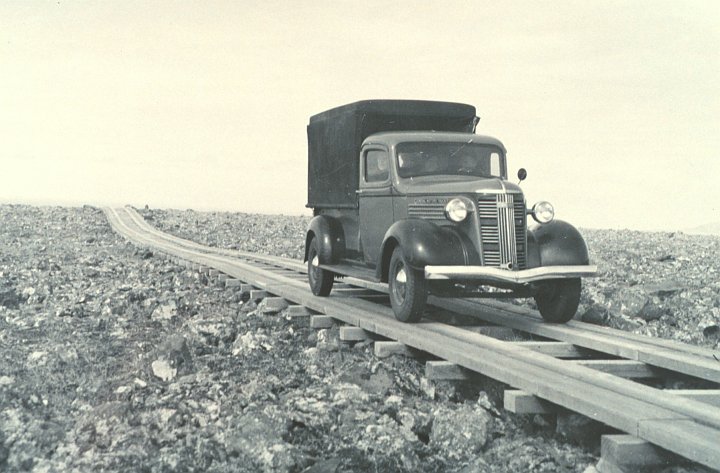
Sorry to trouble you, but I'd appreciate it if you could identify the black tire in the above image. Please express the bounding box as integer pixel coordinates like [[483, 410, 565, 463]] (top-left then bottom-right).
[[388, 247, 427, 323], [534, 278, 581, 323], [307, 237, 334, 296]]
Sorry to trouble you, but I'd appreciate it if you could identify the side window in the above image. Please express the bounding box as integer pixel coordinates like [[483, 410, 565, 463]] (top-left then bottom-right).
[[489, 152, 501, 177], [365, 149, 389, 183]]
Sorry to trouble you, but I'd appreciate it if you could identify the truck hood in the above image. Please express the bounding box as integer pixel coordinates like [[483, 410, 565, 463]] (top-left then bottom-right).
[[396, 175, 523, 195]]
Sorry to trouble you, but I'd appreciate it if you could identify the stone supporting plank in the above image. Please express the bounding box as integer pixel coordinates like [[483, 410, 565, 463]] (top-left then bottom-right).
[[374, 341, 414, 358], [425, 361, 470, 381], [597, 435, 671, 473], [310, 315, 334, 329], [339, 326, 370, 341], [284, 305, 313, 317], [208, 269, 219, 278], [261, 297, 289, 313], [225, 278, 243, 288], [239, 284, 255, 292], [250, 290, 267, 301], [217, 273, 228, 283]]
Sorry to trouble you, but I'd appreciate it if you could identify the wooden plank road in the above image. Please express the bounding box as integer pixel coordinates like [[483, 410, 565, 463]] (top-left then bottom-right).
[[106, 207, 720, 470]]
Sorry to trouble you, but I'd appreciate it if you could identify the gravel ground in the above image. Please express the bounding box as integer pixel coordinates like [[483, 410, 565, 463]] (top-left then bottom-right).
[[1, 204, 716, 472]]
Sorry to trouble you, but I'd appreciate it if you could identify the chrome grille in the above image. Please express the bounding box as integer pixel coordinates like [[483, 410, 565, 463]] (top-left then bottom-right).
[[408, 202, 446, 220], [477, 194, 527, 269]]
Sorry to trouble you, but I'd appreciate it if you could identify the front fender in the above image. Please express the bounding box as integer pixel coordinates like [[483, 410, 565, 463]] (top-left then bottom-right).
[[305, 215, 346, 264], [527, 220, 589, 267], [376, 219, 475, 281]]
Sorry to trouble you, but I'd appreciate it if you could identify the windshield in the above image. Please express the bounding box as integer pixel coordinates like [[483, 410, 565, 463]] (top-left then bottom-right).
[[396, 141, 505, 179]]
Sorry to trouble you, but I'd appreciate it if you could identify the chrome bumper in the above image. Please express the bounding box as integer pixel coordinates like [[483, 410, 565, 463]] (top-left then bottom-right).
[[424, 265, 598, 284]]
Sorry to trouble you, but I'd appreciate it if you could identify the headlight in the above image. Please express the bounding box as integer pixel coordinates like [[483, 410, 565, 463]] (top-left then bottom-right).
[[445, 198, 469, 222], [532, 201, 555, 224]]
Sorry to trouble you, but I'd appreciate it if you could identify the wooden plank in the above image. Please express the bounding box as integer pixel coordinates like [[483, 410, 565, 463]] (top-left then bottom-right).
[[665, 389, 720, 408], [426, 361, 470, 381], [503, 390, 558, 414], [637, 420, 720, 469], [310, 315, 334, 329], [374, 341, 413, 358], [599, 435, 670, 471], [510, 341, 586, 358], [339, 326, 370, 341], [505, 389, 720, 415], [571, 360, 658, 378], [435, 296, 720, 383]]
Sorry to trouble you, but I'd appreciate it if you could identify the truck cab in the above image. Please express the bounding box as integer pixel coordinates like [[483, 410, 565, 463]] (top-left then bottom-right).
[[304, 100, 596, 323]]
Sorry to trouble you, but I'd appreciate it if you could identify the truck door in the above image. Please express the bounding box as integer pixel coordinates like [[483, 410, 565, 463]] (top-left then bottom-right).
[[358, 147, 393, 266]]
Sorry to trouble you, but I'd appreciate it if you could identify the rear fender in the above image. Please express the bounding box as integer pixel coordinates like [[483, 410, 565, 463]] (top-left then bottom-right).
[[376, 219, 475, 281], [305, 215, 346, 264], [527, 220, 589, 267]]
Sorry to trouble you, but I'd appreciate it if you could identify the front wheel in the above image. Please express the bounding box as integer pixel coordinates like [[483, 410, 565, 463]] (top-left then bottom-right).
[[307, 238, 334, 296], [388, 247, 427, 323], [534, 278, 581, 323]]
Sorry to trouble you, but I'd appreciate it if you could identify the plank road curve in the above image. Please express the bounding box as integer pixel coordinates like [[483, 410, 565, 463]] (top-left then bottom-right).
[[105, 206, 720, 470]]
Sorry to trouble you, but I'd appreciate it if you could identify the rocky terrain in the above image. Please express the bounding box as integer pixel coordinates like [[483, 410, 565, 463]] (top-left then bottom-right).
[[1, 204, 716, 472]]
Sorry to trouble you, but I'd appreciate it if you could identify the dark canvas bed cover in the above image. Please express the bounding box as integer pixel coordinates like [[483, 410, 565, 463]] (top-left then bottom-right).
[[307, 100, 477, 209]]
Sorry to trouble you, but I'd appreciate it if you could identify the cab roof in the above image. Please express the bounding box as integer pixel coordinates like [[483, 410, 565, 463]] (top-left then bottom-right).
[[363, 131, 506, 152]]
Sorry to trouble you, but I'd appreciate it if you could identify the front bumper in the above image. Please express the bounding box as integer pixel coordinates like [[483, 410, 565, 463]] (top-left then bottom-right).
[[424, 265, 598, 284]]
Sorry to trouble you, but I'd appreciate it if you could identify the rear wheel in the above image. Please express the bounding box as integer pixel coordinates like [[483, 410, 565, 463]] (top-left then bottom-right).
[[534, 278, 581, 323], [307, 237, 334, 296], [388, 247, 427, 322]]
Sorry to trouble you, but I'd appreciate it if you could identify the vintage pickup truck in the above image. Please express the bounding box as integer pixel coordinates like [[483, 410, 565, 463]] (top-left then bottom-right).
[[304, 100, 596, 323]]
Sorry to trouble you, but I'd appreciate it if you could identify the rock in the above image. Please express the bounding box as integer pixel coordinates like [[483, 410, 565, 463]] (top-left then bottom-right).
[[644, 279, 687, 297], [224, 410, 296, 473], [155, 335, 193, 374], [638, 301, 667, 321], [420, 377, 435, 399], [315, 329, 339, 352], [457, 457, 493, 473], [189, 316, 237, 346], [257, 297, 289, 314], [151, 359, 177, 381], [151, 301, 177, 320], [359, 415, 421, 470], [0, 288, 21, 309], [430, 403, 493, 459], [607, 287, 649, 318], [703, 325, 720, 340], [232, 332, 272, 356], [302, 457, 342, 473], [0, 376, 14, 386], [581, 305, 607, 325]]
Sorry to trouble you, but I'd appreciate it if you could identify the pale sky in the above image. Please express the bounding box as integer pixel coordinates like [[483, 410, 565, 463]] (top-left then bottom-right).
[[1, 0, 718, 231]]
